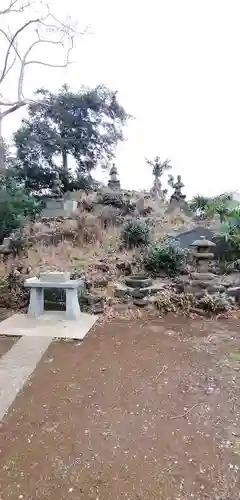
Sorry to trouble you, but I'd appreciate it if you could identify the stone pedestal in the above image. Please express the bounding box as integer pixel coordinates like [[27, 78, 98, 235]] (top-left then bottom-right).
[[165, 199, 192, 216], [41, 198, 78, 218], [107, 179, 121, 191]]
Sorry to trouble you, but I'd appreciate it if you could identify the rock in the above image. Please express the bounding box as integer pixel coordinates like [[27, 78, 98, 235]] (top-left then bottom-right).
[[84, 280, 92, 290], [190, 272, 216, 280], [92, 303, 104, 314], [95, 262, 110, 272], [125, 275, 153, 289], [227, 287, 240, 303], [207, 284, 226, 294], [114, 283, 130, 298], [133, 298, 149, 307], [193, 291, 206, 299], [82, 200, 94, 212], [116, 261, 132, 275], [191, 280, 215, 289], [81, 293, 102, 306], [174, 282, 185, 293], [116, 261, 126, 271], [131, 289, 146, 299], [93, 277, 109, 288], [146, 283, 165, 295]]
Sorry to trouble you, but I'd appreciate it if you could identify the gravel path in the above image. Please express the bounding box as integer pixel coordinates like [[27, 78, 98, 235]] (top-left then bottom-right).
[[0, 316, 240, 499]]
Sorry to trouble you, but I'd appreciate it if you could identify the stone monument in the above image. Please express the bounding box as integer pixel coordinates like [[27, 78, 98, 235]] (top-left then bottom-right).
[[190, 236, 216, 274], [185, 236, 219, 294], [41, 174, 77, 218], [108, 164, 121, 191], [24, 271, 84, 320], [52, 172, 64, 198], [166, 174, 191, 215]]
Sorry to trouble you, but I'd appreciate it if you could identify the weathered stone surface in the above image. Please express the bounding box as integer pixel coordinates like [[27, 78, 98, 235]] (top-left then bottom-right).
[[81, 293, 103, 306], [190, 280, 214, 289], [227, 287, 240, 300], [133, 298, 149, 307], [207, 284, 226, 293], [40, 272, 70, 282], [114, 283, 130, 298], [143, 283, 165, 295], [95, 262, 110, 273], [114, 280, 166, 301], [41, 198, 77, 218], [131, 289, 146, 299], [125, 276, 153, 289], [191, 236, 216, 273], [93, 277, 109, 288], [190, 272, 216, 281], [91, 302, 104, 314], [116, 261, 132, 275]]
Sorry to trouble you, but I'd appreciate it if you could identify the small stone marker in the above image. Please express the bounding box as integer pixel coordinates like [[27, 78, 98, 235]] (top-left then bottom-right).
[[25, 271, 84, 320]]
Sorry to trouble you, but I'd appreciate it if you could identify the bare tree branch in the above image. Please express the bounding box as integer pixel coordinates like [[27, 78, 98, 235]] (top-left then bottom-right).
[[0, 27, 22, 61], [1, 100, 26, 117], [0, 0, 30, 16], [0, 18, 39, 85], [0, 0, 19, 15], [0, 0, 86, 137], [24, 36, 74, 68], [16, 30, 74, 100], [0, 97, 33, 106]]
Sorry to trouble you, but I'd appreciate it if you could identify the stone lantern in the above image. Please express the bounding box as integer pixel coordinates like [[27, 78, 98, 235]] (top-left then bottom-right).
[[190, 236, 216, 274]]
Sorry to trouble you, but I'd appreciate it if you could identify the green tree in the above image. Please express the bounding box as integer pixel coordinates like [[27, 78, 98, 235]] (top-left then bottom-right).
[[190, 193, 232, 222], [206, 194, 231, 223], [0, 183, 41, 242], [13, 85, 129, 193], [189, 195, 210, 215]]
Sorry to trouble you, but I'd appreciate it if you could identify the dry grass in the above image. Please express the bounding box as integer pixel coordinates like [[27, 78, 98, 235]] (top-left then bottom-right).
[[0, 224, 122, 277], [0, 194, 197, 280], [0, 211, 193, 279], [27, 225, 121, 273]]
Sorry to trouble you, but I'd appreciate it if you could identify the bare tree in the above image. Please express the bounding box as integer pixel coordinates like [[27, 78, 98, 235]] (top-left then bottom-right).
[[0, 0, 85, 168]]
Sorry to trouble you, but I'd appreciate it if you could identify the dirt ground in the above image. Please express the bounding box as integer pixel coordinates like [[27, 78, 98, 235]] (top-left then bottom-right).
[[0, 315, 240, 500], [0, 336, 17, 358]]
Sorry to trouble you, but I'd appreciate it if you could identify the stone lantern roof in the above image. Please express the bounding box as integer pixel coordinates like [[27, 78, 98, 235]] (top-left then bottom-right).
[[190, 236, 216, 248]]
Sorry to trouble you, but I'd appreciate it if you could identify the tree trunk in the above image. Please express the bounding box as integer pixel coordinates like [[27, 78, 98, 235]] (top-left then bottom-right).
[[0, 115, 5, 170], [62, 149, 68, 172]]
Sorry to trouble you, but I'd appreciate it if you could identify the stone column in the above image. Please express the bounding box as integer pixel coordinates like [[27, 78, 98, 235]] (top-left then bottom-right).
[[28, 288, 44, 318], [66, 288, 81, 320]]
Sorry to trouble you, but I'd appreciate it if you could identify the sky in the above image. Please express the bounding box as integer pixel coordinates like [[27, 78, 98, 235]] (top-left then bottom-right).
[[1, 0, 240, 198]]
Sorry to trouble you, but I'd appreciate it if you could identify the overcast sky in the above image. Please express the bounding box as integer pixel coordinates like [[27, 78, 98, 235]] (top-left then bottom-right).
[[2, 0, 240, 198]]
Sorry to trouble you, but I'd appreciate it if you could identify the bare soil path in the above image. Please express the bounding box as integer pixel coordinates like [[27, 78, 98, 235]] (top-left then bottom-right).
[[0, 315, 240, 499]]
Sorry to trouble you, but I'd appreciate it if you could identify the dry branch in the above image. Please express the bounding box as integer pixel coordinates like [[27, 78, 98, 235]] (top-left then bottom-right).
[[0, 0, 30, 16], [169, 403, 199, 420], [0, 1, 83, 117]]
